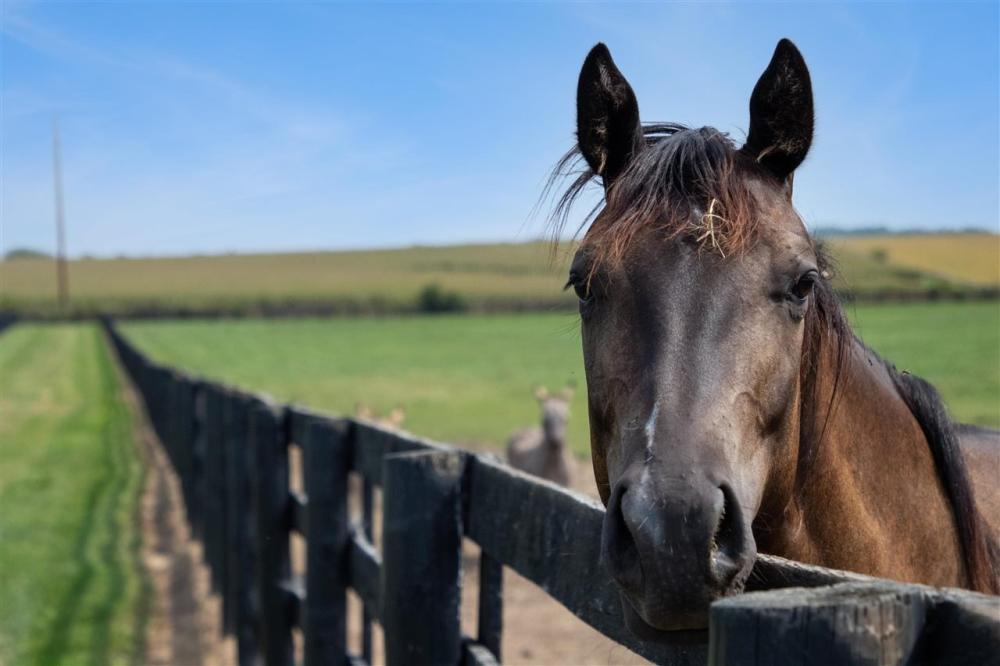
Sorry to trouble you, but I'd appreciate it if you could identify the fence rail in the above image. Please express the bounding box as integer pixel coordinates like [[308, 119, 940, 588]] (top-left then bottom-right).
[[102, 319, 999, 666]]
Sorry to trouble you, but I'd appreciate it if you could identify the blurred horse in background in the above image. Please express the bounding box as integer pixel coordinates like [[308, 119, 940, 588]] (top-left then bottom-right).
[[355, 403, 406, 430], [506, 385, 575, 487]]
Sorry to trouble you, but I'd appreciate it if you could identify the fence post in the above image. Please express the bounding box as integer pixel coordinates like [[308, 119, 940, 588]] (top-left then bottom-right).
[[708, 581, 1000, 666], [381, 449, 465, 666], [226, 392, 261, 666], [171, 377, 188, 508], [478, 552, 503, 660], [250, 400, 294, 666], [302, 417, 350, 666], [189, 380, 206, 540], [361, 476, 375, 662], [203, 386, 227, 594]]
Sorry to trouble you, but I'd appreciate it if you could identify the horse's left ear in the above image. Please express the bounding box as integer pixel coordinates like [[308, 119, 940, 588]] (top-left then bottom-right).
[[742, 39, 814, 185], [577, 43, 643, 188]]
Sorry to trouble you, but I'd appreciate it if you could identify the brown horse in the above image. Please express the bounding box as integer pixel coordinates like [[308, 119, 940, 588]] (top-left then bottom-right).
[[553, 38, 999, 638]]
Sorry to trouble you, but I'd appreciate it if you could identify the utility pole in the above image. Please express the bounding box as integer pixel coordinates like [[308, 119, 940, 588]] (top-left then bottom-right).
[[52, 117, 69, 308]]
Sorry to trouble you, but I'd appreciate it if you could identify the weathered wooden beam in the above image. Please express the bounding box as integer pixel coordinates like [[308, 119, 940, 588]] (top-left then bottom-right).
[[465, 454, 707, 666], [189, 380, 207, 541], [348, 532, 382, 621], [296, 412, 350, 666], [709, 580, 1000, 666], [477, 551, 503, 662], [381, 450, 465, 666], [353, 421, 447, 485], [225, 391, 261, 666], [202, 385, 227, 594], [748, 553, 870, 592], [361, 474, 375, 663], [250, 399, 294, 666]]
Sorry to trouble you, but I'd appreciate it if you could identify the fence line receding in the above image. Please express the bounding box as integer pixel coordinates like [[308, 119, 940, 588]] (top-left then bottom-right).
[[102, 319, 999, 666]]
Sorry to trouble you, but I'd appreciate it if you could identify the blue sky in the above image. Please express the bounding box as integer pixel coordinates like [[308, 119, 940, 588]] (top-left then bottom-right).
[[2, 1, 998, 258]]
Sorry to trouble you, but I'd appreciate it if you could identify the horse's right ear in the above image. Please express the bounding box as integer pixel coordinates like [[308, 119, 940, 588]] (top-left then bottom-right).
[[576, 43, 643, 188], [742, 39, 814, 184]]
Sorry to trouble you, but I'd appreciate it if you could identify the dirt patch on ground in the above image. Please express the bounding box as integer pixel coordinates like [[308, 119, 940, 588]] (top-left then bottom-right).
[[117, 359, 234, 666]]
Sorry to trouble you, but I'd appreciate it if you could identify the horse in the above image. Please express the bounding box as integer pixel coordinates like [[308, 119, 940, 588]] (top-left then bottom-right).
[[551, 38, 999, 638], [506, 385, 575, 487], [355, 402, 406, 430]]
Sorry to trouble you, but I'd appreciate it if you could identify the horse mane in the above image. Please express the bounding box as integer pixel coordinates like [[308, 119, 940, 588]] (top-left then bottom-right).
[[886, 369, 999, 592], [548, 125, 999, 593], [793, 248, 998, 593], [798, 254, 998, 592]]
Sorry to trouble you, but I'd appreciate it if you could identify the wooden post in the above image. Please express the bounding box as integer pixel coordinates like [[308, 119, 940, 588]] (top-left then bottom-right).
[[381, 450, 465, 666], [250, 400, 294, 666], [171, 377, 189, 506], [708, 580, 1000, 666], [51, 117, 69, 308], [189, 381, 206, 540], [226, 392, 261, 666], [203, 386, 226, 593], [361, 477, 375, 662], [301, 416, 350, 666], [159, 372, 175, 467], [477, 552, 503, 661]]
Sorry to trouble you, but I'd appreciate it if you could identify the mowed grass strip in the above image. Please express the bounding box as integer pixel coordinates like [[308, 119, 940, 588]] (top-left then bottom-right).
[[0, 324, 148, 666], [121, 302, 1000, 458]]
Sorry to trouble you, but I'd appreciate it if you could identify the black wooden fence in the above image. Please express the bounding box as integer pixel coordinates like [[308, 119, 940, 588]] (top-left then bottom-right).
[[0, 313, 18, 335], [103, 320, 1000, 666]]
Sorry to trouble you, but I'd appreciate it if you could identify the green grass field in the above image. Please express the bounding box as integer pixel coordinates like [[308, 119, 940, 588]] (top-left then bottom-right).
[[122, 302, 1000, 457], [0, 324, 148, 666], [3, 235, 986, 315]]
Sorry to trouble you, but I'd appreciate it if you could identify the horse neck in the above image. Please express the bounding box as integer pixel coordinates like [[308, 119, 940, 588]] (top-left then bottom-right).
[[543, 432, 565, 451], [766, 331, 966, 587]]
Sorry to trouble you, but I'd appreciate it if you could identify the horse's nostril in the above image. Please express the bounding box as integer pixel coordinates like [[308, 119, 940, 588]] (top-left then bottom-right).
[[602, 482, 643, 593], [710, 484, 748, 588]]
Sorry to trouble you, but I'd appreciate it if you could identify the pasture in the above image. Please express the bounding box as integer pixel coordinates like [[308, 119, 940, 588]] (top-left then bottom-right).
[[2, 235, 989, 316], [0, 324, 147, 666], [121, 301, 1000, 457], [831, 233, 1000, 286]]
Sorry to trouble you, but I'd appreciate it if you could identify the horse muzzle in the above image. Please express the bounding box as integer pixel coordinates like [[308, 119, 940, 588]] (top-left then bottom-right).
[[601, 463, 756, 633]]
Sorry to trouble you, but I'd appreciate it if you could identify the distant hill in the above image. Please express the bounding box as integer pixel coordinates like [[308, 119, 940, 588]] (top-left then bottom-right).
[[828, 233, 999, 286], [1, 236, 995, 317], [815, 226, 995, 237], [4, 248, 51, 260]]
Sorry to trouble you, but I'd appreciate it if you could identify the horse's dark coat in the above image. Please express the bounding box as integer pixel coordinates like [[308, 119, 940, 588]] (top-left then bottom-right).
[[552, 37, 999, 636]]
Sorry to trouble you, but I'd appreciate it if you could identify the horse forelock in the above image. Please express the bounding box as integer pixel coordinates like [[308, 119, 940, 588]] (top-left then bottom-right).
[[546, 123, 762, 273]]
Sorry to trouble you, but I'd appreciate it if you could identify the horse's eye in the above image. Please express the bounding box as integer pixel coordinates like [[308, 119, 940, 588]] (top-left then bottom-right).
[[790, 270, 819, 301], [565, 272, 592, 304]]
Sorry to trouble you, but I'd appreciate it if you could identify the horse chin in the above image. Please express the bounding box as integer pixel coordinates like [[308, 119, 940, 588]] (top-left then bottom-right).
[[620, 596, 709, 643]]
